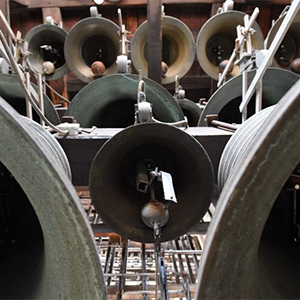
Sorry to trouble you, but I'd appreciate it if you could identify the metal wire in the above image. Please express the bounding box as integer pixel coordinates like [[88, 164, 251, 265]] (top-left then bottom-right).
[[0, 29, 68, 135]]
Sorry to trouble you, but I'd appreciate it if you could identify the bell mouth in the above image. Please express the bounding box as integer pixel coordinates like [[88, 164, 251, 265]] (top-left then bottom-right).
[[0, 163, 44, 299]]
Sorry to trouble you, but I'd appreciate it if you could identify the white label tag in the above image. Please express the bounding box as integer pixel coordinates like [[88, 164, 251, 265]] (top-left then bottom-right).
[[161, 171, 177, 203]]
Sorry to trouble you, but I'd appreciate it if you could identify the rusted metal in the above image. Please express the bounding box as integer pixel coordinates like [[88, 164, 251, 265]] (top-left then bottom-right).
[[206, 114, 238, 131]]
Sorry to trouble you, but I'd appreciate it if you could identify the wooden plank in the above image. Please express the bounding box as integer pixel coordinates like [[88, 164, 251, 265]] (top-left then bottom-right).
[[42, 7, 62, 27], [210, 2, 222, 16], [147, 0, 162, 83], [11, 0, 30, 6], [25, 0, 293, 9]]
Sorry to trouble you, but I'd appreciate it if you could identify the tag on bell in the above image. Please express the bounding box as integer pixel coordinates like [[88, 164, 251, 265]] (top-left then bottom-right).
[[161, 171, 177, 203]]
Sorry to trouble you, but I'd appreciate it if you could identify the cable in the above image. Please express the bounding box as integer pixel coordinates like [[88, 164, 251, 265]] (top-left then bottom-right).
[[0, 29, 69, 135]]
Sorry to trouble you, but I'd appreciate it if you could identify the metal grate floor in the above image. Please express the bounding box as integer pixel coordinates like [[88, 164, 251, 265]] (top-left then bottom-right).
[[78, 187, 214, 300]]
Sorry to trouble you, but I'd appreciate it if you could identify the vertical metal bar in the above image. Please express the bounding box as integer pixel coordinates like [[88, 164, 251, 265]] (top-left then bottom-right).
[[25, 72, 33, 120], [180, 236, 195, 283], [141, 243, 147, 300], [174, 239, 185, 273], [104, 243, 112, 274], [255, 78, 263, 113], [117, 241, 128, 300], [174, 240, 184, 300], [159, 256, 169, 300], [240, 0, 300, 112], [147, 0, 162, 84], [187, 235, 199, 270], [37, 74, 45, 126], [107, 246, 115, 286], [242, 71, 248, 122], [169, 241, 180, 284], [193, 236, 202, 251]]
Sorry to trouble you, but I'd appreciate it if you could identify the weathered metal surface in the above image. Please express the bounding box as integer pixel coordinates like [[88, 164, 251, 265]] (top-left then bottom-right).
[[65, 74, 184, 128], [64, 16, 120, 83], [0, 73, 60, 124], [196, 10, 264, 81], [265, 9, 300, 70], [131, 16, 195, 85], [177, 98, 201, 126], [218, 105, 274, 190], [56, 127, 231, 186], [198, 68, 300, 126], [89, 123, 214, 243], [196, 79, 300, 299], [0, 98, 106, 299], [22, 116, 72, 179], [25, 23, 69, 81]]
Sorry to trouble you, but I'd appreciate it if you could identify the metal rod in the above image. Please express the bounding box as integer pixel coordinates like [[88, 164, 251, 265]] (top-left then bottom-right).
[[239, 0, 300, 113], [155, 251, 159, 300], [104, 271, 182, 278], [104, 243, 112, 275], [168, 241, 180, 284], [180, 236, 195, 284], [0, 29, 68, 135], [37, 74, 45, 126], [242, 70, 248, 122], [211, 120, 239, 131], [159, 256, 169, 300], [107, 246, 116, 286], [187, 235, 199, 269], [117, 241, 128, 300], [25, 72, 33, 120], [141, 243, 147, 300], [255, 78, 263, 113], [0, 9, 16, 42], [218, 7, 260, 87]]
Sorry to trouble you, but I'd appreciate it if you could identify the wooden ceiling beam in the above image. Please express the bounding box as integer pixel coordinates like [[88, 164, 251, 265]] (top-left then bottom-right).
[[23, 0, 291, 9]]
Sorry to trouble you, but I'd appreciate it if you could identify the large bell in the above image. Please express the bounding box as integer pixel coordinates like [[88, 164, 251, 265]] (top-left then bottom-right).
[[177, 98, 202, 126], [218, 105, 275, 190], [131, 16, 195, 85], [90, 122, 214, 243], [0, 73, 60, 124], [198, 68, 300, 126], [196, 80, 300, 299], [0, 98, 106, 299], [196, 10, 264, 80], [65, 74, 184, 128], [265, 10, 300, 71], [64, 16, 120, 83], [25, 24, 69, 80]]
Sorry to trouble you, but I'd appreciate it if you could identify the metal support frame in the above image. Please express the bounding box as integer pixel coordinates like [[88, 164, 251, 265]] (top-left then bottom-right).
[[239, 0, 300, 113], [217, 7, 260, 88]]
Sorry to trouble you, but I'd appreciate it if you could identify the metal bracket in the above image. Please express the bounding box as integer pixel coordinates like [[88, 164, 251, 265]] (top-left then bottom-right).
[[90, 6, 102, 18], [174, 75, 185, 101], [218, 7, 260, 87], [217, 0, 234, 14], [116, 9, 131, 74]]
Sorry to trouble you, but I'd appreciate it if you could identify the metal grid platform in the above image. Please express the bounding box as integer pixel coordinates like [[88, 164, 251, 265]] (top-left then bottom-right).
[[78, 187, 214, 300]]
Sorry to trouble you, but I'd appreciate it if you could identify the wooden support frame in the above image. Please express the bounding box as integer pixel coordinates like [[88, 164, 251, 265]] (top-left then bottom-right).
[[147, 0, 162, 83], [11, 0, 292, 9]]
